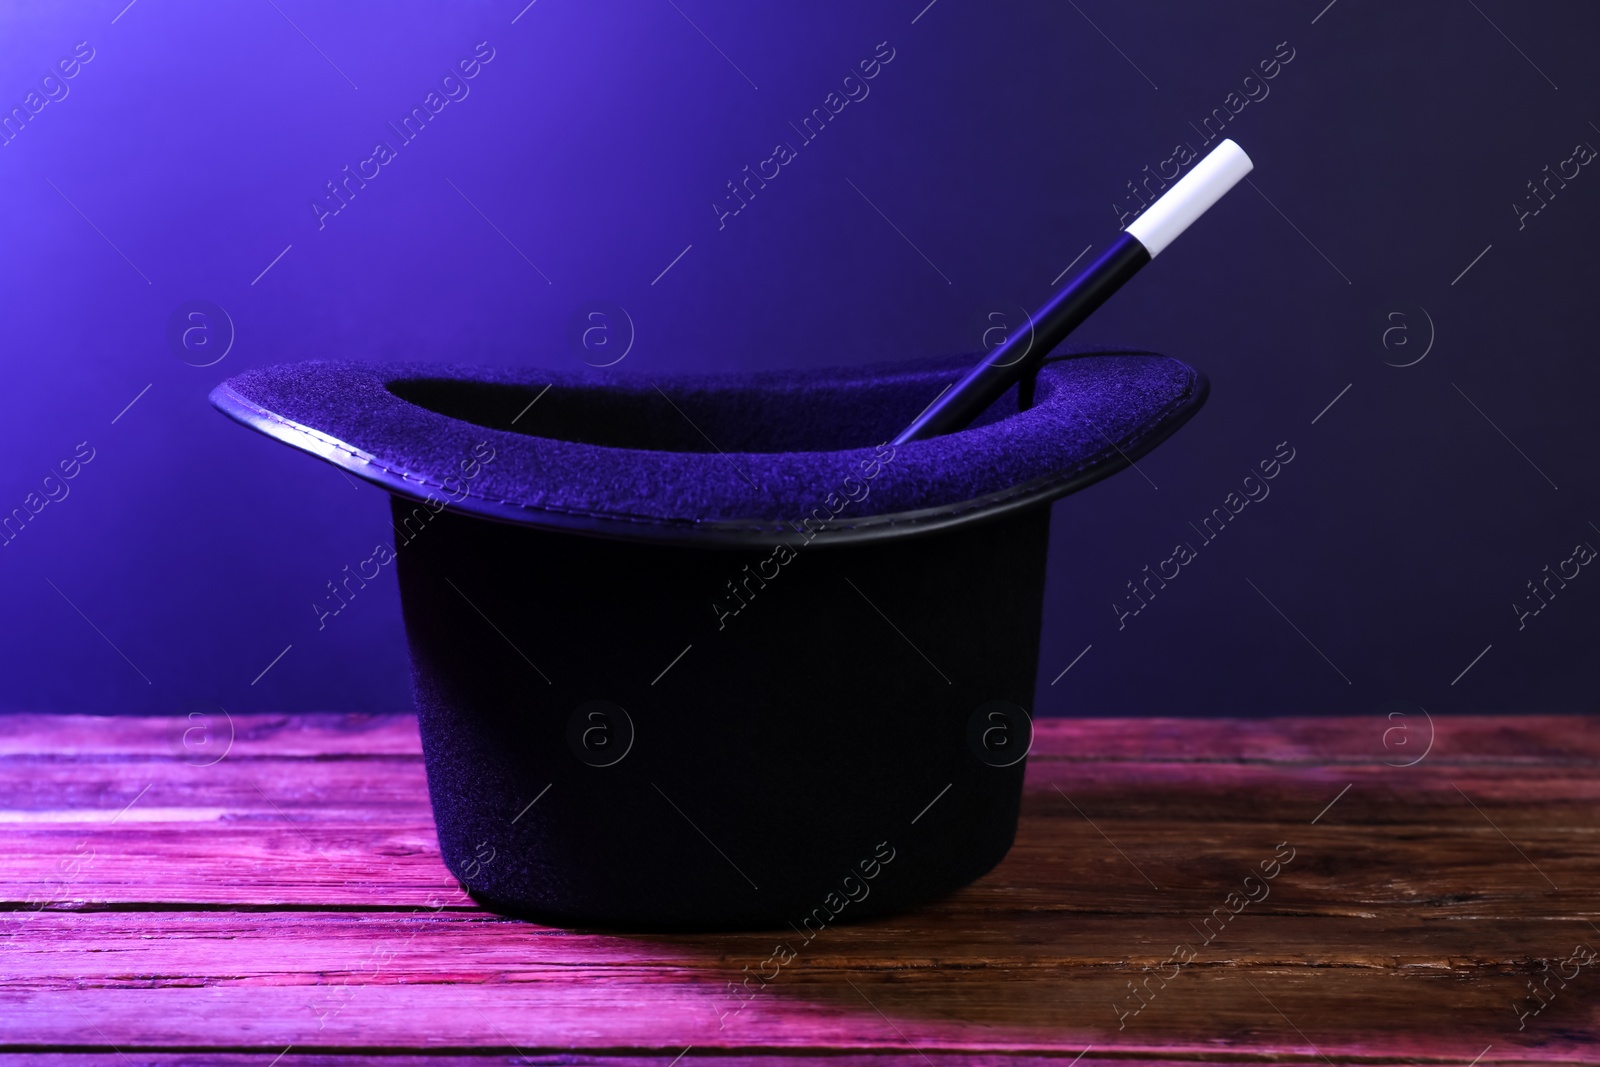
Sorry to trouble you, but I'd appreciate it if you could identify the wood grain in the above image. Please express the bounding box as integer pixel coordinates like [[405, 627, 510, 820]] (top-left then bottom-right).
[[0, 712, 1593, 1062]]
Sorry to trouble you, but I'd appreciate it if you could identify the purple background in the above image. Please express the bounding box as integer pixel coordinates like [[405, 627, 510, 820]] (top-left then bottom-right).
[[2, 0, 1596, 717]]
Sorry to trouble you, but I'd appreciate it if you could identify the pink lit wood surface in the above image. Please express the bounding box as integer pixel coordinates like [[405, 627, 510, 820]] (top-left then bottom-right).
[[1, 712, 1595, 1064]]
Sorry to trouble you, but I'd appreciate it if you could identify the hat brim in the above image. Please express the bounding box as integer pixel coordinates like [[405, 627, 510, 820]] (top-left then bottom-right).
[[209, 346, 1206, 548]]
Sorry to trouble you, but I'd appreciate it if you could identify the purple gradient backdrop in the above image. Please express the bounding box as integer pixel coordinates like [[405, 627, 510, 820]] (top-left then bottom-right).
[[2, 0, 1596, 716]]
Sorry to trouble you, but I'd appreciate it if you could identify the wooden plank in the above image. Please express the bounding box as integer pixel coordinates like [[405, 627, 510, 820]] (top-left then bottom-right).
[[0, 713, 422, 758], [2, 875, 1593, 1044], [6, 753, 1598, 823], [0, 758, 431, 815], [1034, 713, 1600, 764], [0, 1060, 1321, 1067], [3, 812, 1594, 917], [0, 1058, 1555, 1067], [0, 1060, 1208, 1067], [7, 752, 1598, 819], [0, 962, 1587, 1058], [1, 712, 1596, 763], [2, 908, 1592, 980]]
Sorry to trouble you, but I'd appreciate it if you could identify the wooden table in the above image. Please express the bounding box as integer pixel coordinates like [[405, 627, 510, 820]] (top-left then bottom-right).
[[2, 712, 1594, 1064]]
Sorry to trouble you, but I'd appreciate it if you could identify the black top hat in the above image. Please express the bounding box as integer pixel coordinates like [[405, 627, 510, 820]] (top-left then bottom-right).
[[212, 346, 1204, 928]]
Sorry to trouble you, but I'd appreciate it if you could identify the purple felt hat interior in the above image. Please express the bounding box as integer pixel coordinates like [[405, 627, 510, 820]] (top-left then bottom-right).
[[209, 345, 1206, 547]]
